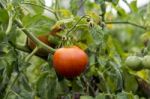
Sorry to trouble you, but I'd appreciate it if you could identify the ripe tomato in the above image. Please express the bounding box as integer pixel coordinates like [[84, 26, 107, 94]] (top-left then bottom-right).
[[53, 46, 88, 78], [27, 35, 52, 56]]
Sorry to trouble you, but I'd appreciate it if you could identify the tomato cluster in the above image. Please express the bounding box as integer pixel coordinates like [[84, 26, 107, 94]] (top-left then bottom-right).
[[27, 25, 88, 78], [27, 24, 63, 56], [125, 55, 150, 71]]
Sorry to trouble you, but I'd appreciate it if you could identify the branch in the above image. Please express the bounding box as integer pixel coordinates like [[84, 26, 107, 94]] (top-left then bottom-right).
[[21, 2, 59, 20], [14, 19, 56, 53], [80, 76, 95, 97], [21, 2, 54, 14], [105, 21, 147, 30]]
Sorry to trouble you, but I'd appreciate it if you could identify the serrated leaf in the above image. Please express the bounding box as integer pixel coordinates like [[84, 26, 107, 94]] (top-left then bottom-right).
[[72, 79, 83, 91], [36, 72, 49, 97], [76, 42, 88, 50], [123, 71, 138, 93], [70, 0, 78, 15], [80, 96, 94, 99], [130, 0, 138, 12], [116, 6, 127, 17], [47, 78, 57, 99], [0, 31, 6, 42], [95, 93, 106, 99], [90, 25, 104, 45], [116, 92, 134, 99], [105, 0, 119, 5], [47, 53, 53, 69], [95, 93, 115, 99], [22, 15, 55, 35], [25, 0, 45, 14], [0, 9, 9, 24], [21, 74, 32, 92]]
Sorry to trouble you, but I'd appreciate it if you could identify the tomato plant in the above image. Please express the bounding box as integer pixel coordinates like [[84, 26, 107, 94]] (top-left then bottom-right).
[[1, 0, 150, 99]]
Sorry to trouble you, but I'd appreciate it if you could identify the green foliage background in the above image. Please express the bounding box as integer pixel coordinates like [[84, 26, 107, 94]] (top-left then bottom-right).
[[0, 0, 150, 99]]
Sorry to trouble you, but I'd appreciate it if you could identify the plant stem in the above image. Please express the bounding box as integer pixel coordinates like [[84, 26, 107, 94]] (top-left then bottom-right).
[[81, 76, 95, 97], [25, 47, 39, 62], [21, 2, 59, 20], [4, 73, 20, 99], [55, 0, 60, 20], [14, 19, 56, 53], [105, 21, 147, 30], [66, 15, 89, 35], [5, 14, 13, 34], [21, 2, 54, 14]]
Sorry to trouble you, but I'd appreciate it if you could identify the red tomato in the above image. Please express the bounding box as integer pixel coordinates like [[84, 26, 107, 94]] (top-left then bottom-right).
[[53, 46, 88, 78]]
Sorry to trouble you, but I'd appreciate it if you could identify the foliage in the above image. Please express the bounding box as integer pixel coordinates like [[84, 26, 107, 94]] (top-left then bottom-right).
[[0, 0, 150, 99]]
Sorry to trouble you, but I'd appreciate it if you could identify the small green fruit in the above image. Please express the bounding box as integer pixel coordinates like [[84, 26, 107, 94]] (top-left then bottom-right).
[[142, 55, 150, 69], [125, 56, 143, 71]]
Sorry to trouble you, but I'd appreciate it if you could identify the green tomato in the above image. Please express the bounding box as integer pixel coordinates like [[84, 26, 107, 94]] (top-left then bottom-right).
[[125, 56, 143, 71], [142, 55, 150, 69]]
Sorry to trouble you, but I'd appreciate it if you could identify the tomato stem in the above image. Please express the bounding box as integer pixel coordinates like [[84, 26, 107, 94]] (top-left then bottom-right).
[[105, 21, 147, 30], [66, 15, 90, 35], [14, 19, 56, 53], [25, 47, 39, 62], [21, 3, 54, 14], [55, 0, 60, 20], [5, 13, 13, 34]]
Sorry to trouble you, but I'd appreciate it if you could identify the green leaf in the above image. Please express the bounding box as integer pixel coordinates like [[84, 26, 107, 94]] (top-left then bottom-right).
[[95, 93, 115, 99], [21, 74, 32, 92], [116, 92, 134, 99], [70, 0, 78, 15], [130, 1, 138, 12], [22, 15, 55, 35], [72, 79, 83, 91], [36, 72, 49, 97], [90, 25, 104, 45], [80, 96, 94, 99], [47, 78, 57, 99], [95, 93, 106, 99], [123, 70, 138, 93], [24, 0, 45, 14], [0, 9, 9, 24], [116, 6, 127, 17], [105, 0, 119, 5], [47, 53, 54, 69], [0, 31, 7, 42]]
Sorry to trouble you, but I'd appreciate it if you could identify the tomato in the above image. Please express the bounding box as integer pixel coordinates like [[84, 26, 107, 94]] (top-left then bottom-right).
[[52, 46, 88, 78], [140, 32, 150, 46], [142, 55, 150, 69], [125, 56, 143, 71], [27, 35, 52, 56]]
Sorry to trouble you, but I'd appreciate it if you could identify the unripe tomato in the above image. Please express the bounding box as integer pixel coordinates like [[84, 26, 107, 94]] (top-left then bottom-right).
[[142, 55, 150, 69], [140, 32, 150, 46], [125, 56, 143, 71], [53, 46, 88, 78], [27, 35, 52, 56]]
